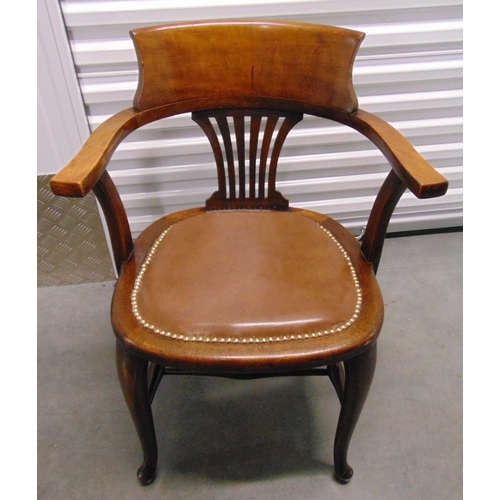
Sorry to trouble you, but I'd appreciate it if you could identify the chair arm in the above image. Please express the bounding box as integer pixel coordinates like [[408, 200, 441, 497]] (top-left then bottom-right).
[[50, 108, 141, 197], [350, 109, 448, 199]]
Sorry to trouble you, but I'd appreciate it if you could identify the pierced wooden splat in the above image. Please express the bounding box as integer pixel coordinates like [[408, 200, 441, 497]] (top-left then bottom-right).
[[192, 109, 303, 210]]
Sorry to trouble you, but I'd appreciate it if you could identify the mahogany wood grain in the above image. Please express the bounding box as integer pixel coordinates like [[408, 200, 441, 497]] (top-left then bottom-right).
[[50, 108, 141, 198], [131, 21, 364, 112], [116, 342, 157, 485], [348, 109, 448, 199], [92, 170, 133, 273], [328, 362, 346, 404], [147, 363, 164, 404], [192, 108, 302, 210], [249, 115, 261, 198], [234, 114, 246, 197], [361, 169, 407, 274], [49, 99, 447, 206], [334, 342, 377, 483]]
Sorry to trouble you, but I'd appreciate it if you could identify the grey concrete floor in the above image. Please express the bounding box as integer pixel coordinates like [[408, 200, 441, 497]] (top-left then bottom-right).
[[38, 232, 462, 499]]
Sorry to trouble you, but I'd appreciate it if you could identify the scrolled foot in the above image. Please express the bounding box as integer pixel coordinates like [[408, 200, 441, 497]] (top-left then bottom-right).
[[137, 463, 157, 486], [334, 463, 353, 484]]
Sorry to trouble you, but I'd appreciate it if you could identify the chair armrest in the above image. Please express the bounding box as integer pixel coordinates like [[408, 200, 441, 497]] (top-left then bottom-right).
[[350, 109, 448, 199], [50, 108, 141, 197]]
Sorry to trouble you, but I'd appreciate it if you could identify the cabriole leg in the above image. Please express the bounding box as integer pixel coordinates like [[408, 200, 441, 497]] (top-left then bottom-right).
[[116, 341, 158, 485], [333, 342, 377, 484]]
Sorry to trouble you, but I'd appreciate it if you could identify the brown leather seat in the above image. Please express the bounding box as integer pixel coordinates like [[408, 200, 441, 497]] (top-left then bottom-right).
[[137, 211, 361, 341], [113, 209, 383, 372], [50, 20, 448, 487]]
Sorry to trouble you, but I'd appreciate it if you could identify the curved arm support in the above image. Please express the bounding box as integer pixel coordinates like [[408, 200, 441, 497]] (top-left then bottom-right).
[[349, 109, 448, 199], [346, 109, 449, 272], [50, 108, 142, 197], [361, 170, 407, 274], [92, 171, 133, 274], [48, 99, 234, 198]]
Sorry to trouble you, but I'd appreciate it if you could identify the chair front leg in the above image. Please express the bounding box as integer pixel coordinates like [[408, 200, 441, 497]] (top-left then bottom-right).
[[116, 341, 158, 485], [333, 342, 377, 483]]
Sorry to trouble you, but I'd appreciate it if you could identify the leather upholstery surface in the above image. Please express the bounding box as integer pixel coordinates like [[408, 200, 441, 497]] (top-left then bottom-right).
[[134, 211, 360, 342], [112, 208, 383, 371]]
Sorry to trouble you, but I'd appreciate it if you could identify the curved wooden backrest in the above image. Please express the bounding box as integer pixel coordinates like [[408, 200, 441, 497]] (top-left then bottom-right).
[[131, 21, 365, 113]]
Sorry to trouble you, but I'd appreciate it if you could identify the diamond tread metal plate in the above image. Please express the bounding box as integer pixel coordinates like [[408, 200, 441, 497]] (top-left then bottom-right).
[[37, 175, 115, 287]]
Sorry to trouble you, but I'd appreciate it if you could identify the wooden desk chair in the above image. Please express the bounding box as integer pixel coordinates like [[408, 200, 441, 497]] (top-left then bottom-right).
[[50, 20, 448, 485]]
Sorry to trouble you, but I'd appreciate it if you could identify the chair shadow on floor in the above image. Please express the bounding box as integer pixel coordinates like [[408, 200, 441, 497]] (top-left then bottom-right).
[[149, 374, 335, 482]]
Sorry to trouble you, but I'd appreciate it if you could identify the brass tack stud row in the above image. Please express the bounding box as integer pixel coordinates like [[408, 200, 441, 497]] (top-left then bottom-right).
[[131, 222, 362, 343]]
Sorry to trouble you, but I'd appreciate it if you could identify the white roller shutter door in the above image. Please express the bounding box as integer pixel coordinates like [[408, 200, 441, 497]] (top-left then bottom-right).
[[58, 0, 463, 238]]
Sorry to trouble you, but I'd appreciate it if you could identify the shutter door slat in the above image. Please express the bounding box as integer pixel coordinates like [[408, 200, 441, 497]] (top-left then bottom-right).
[[59, 0, 463, 237]]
